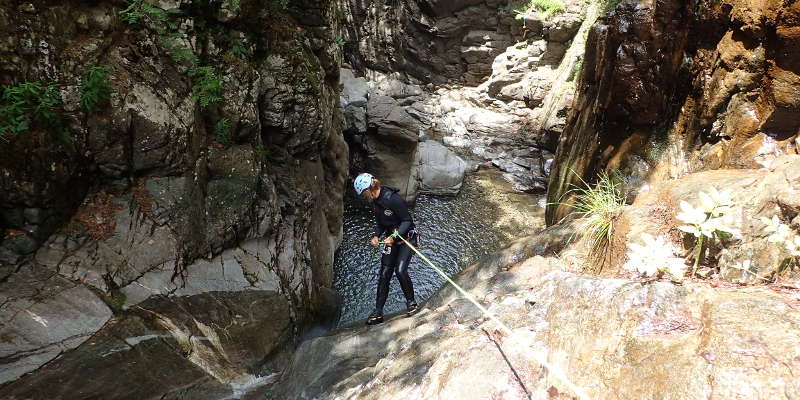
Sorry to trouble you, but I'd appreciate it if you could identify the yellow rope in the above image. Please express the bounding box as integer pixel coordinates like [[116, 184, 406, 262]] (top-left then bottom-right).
[[392, 233, 591, 400]]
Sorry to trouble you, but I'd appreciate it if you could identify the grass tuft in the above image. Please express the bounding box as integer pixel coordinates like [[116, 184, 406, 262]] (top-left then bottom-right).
[[567, 171, 626, 254]]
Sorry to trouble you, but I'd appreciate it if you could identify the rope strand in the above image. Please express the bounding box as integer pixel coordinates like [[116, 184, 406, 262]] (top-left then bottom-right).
[[391, 232, 591, 400]]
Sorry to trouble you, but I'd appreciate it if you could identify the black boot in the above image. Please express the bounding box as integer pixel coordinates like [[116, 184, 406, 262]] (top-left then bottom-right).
[[405, 301, 419, 317], [366, 310, 383, 325]]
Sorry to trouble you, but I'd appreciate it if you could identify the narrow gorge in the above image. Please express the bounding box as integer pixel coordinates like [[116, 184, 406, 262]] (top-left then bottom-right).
[[0, 0, 798, 399]]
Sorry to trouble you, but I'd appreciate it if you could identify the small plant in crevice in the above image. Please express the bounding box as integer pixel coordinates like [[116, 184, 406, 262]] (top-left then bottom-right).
[[215, 118, 231, 147], [189, 66, 223, 107], [254, 141, 272, 161], [230, 38, 247, 56], [0, 81, 62, 142], [80, 64, 112, 113], [676, 187, 740, 277], [334, 36, 346, 47], [567, 170, 627, 255]]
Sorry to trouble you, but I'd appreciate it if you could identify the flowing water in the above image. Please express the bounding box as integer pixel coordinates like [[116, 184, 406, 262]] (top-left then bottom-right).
[[333, 169, 545, 326]]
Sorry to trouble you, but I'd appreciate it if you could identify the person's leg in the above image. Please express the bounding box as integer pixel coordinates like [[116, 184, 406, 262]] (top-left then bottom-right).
[[375, 246, 399, 313], [393, 244, 415, 302]]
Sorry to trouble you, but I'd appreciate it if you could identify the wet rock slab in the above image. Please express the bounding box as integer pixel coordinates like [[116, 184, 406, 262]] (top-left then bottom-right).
[[0, 291, 291, 400], [266, 231, 800, 399]]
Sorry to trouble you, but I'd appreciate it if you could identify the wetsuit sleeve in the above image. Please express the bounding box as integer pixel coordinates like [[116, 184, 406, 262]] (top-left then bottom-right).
[[389, 194, 413, 237]]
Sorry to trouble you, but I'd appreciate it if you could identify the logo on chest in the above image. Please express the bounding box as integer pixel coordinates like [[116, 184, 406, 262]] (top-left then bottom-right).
[[384, 209, 393, 216]]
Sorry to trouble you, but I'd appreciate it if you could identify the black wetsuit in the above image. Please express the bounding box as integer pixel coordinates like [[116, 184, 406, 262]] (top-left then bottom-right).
[[372, 186, 417, 313]]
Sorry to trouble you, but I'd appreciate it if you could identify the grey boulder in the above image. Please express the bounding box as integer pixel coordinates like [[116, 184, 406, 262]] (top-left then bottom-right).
[[417, 141, 467, 196]]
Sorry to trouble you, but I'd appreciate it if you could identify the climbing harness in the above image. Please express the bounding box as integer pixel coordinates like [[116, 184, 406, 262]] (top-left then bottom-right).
[[391, 232, 592, 400]]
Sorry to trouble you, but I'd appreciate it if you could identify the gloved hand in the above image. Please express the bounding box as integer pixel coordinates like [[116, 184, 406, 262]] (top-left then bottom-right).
[[370, 236, 380, 247]]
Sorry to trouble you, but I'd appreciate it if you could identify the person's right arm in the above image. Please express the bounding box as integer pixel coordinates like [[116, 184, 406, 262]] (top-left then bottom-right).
[[371, 214, 384, 246]]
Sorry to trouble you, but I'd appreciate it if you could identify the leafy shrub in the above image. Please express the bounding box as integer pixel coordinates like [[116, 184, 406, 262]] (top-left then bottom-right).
[[0, 82, 62, 142], [188, 66, 223, 107], [80, 64, 112, 112]]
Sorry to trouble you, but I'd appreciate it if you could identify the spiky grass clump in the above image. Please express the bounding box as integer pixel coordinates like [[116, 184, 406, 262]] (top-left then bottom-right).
[[568, 171, 626, 253]]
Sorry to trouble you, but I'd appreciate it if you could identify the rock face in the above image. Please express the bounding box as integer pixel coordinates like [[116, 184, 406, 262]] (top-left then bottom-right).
[[342, 71, 470, 200], [0, 0, 346, 397], [547, 0, 800, 224], [340, 0, 521, 85], [339, 0, 594, 200], [266, 230, 800, 399]]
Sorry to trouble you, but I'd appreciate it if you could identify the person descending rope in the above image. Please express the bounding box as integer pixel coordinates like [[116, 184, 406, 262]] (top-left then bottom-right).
[[353, 172, 420, 325]]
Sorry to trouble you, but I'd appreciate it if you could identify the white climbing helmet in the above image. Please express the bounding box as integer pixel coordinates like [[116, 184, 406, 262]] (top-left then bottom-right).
[[353, 172, 374, 195]]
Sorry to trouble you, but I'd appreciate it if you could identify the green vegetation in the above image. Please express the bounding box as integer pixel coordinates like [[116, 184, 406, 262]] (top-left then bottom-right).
[[119, 0, 180, 33], [567, 171, 626, 255], [333, 5, 345, 22], [559, 80, 576, 95], [105, 289, 128, 312], [161, 35, 199, 65], [215, 118, 231, 147], [569, 58, 583, 82], [254, 141, 272, 160], [121, 1, 230, 108], [189, 66, 223, 107], [80, 64, 112, 113], [0, 82, 62, 142], [288, 43, 322, 92], [514, 0, 566, 20], [533, 0, 566, 16], [224, 0, 241, 12], [230, 38, 247, 56], [334, 36, 346, 47]]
